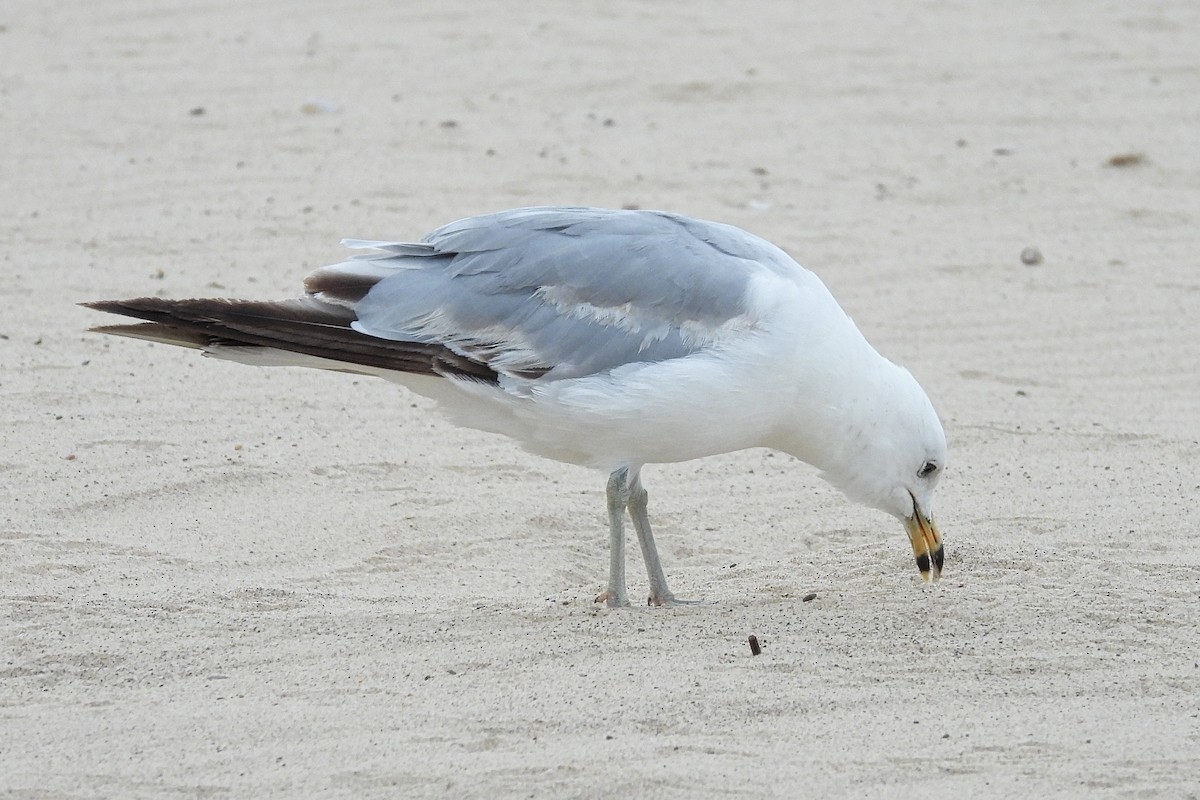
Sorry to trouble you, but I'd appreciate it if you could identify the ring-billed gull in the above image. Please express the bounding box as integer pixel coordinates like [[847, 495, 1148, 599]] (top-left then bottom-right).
[[84, 206, 946, 607]]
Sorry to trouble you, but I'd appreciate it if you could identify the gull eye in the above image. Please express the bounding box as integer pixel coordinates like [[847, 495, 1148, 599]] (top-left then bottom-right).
[[918, 461, 938, 479]]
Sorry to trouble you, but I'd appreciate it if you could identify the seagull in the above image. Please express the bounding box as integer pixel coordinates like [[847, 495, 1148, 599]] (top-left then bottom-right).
[[84, 206, 947, 607]]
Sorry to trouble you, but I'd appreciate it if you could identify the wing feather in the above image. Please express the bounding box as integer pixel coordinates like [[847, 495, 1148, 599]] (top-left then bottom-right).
[[86, 207, 804, 387], [349, 207, 795, 381]]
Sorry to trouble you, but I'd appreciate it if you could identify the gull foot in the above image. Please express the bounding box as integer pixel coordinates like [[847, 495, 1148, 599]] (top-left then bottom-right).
[[594, 588, 631, 608], [648, 592, 705, 607]]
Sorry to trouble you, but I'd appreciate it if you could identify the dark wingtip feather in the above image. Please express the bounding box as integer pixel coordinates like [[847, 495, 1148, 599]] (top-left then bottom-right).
[[80, 299, 137, 313], [87, 322, 215, 349], [81, 297, 236, 326], [81, 298, 169, 311], [303, 272, 379, 304], [82, 295, 502, 384]]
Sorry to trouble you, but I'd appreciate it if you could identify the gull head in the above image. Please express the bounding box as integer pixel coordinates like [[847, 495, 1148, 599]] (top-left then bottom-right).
[[813, 361, 947, 582]]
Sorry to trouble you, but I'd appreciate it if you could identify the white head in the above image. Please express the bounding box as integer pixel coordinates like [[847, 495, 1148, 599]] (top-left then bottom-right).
[[812, 361, 947, 580]]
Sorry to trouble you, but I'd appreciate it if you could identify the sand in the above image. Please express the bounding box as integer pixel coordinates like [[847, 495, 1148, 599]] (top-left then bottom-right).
[[4, 1, 1199, 797]]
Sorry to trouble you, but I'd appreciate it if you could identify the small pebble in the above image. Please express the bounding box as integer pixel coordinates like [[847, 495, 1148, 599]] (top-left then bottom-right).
[[802, 592, 818, 602], [1020, 246, 1043, 266], [300, 100, 337, 115], [1106, 152, 1145, 168]]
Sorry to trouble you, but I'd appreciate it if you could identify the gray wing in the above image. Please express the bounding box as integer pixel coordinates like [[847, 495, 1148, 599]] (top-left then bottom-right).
[[318, 207, 799, 382]]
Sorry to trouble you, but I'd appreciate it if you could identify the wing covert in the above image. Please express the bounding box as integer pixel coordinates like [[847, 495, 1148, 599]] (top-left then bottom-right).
[[343, 207, 797, 381]]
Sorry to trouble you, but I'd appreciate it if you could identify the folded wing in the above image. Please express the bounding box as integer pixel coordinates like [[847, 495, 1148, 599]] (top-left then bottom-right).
[[86, 207, 799, 387]]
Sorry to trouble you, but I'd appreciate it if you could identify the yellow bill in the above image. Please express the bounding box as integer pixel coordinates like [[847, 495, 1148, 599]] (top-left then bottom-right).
[[904, 505, 943, 582]]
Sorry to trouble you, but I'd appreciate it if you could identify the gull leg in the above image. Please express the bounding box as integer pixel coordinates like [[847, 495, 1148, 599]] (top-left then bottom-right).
[[594, 468, 631, 607], [627, 472, 696, 606]]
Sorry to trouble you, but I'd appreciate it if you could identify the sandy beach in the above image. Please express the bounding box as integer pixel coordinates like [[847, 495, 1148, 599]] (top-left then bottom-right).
[[4, 1, 1199, 797]]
